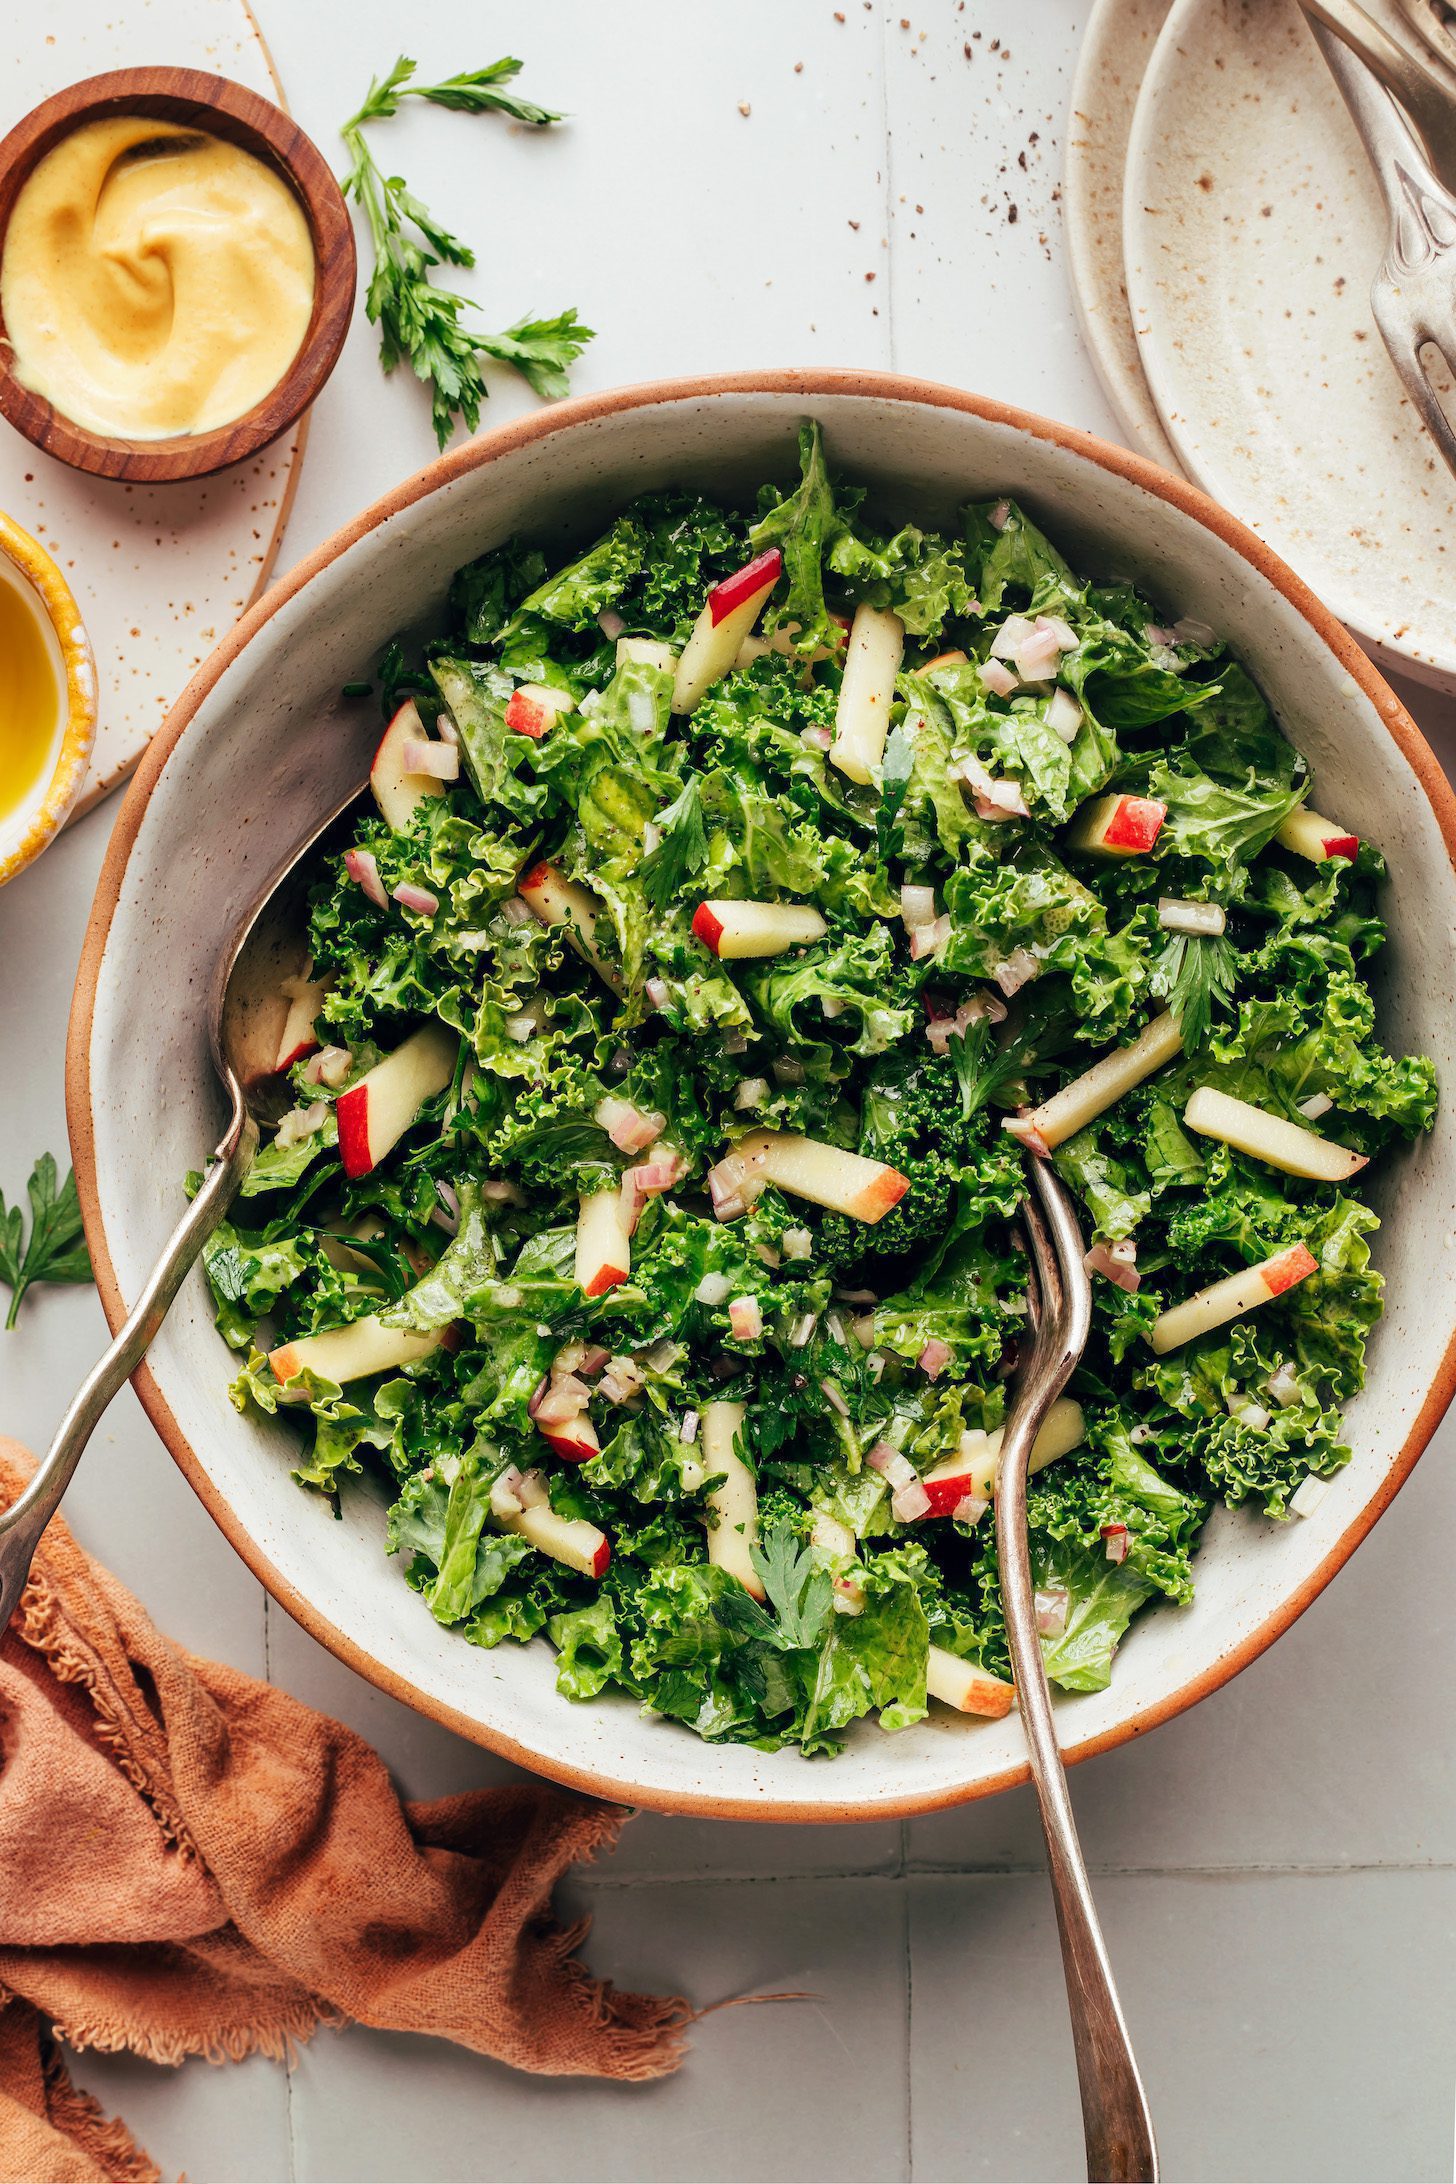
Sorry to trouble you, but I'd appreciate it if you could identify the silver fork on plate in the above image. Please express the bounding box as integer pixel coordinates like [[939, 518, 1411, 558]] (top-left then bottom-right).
[[1301, 5, 1456, 479], [996, 1156, 1158, 2183]]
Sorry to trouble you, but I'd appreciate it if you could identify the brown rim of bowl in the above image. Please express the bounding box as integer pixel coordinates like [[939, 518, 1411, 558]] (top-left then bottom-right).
[[0, 67, 355, 482], [65, 369, 1456, 1822]]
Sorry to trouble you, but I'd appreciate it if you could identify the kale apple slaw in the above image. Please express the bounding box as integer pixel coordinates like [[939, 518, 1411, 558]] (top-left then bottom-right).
[[204, 423, 1436, 1754]]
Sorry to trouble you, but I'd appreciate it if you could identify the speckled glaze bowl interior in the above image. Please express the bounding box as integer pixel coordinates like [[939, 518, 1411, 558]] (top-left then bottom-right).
[[68, 373, 1456, 1821]]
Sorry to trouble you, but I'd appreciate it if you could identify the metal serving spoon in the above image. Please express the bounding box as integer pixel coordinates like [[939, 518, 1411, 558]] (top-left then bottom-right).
[[0, 783, 365, 1626], [997, 1157, 1159, 2183]]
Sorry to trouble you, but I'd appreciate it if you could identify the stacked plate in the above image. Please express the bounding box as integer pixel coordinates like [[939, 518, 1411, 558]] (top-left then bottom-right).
[[1068, 0, 1456, 692]]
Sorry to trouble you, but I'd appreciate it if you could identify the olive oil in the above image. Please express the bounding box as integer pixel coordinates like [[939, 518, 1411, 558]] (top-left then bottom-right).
[[0, 567, 60, 827]]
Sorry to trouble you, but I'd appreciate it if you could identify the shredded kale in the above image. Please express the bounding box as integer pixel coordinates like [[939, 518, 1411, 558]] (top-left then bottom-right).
[[202, 423, 1436, 1754]]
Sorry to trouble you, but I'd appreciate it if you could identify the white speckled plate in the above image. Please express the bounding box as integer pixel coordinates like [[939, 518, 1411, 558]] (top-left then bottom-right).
[[1124, 0, 1456, 690], [1, 0, 307, 819], [1064, 0, 1181, 471]]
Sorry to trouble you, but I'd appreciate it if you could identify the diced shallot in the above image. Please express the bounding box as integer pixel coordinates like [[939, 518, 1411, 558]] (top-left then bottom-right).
[[820, 1378, 851, 1418], [992, 947, 1041, 997], [1083, 1240, 1141, 1293], [1297, 1092, 1333, 1121], [1227, 1394, 1272, 1433], [923, 989, 1006, 1056], [344, 847, 387, 909], [1157, 897, 1226, 938], [401, 739, 460, 782], [918, 1338, 952, 1379], [708, 1153, 755, 1221], [781, 1228, 813, 1261], [891, 1479, 933, 1523], [989, 613, 1036, 662], [972, 779, 1031, 824], [900, 883, 937, 930], [1045, 687, 1083, 742], [600, 1358, 645, 1405], [800, 724, 834, 751], [1173, 615, 1216, 648], [952, 1492, 990, 1526], [989, 499, 1011, 531], [597, 607, 625, 640], [645, 977, 671, 1012], [534, 1384, 588, 1429], [772, 1056, 806, 1085], [304, 1045, 352, 1088], [500, 894, 532, 926], [679, 1408, 701, 1445], [1014, 626, 1063, 682], [909, 914, 951, 959], [493, 1465, 525, 1511], [978, 657, 1018, 698], [735, 1076, 769, 1110], [789, 1312, 818, 1349], [392, 881, 440, 916], [595, 1096, 665, 1154], [866, 1441, 918, 1491], [694, 1270, 734, 1307], [1034, 1586, 1069, 1635], [1101, 1524, 1130, 1565], [274, 1100, 328, 1149], [728, 1295, 763, 1342], [1266, 1361, 1303, 1408], [1143, 624, 1179, 648]]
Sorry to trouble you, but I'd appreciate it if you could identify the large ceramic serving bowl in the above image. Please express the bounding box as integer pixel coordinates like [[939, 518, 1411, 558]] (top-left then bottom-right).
[[68, 372, 1456, 1821]]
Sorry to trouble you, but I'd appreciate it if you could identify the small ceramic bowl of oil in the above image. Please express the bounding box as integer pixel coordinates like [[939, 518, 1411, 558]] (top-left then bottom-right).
[[0, 511, 95, 886]]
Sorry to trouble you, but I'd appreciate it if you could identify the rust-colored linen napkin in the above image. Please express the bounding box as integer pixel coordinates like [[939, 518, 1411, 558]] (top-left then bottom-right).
[[0, 1441, 689, 2183]]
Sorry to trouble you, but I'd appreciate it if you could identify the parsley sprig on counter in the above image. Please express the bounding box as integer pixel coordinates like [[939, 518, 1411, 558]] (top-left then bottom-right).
[[340, 54, 593, 447], [201, 424, 1436, 1755], [0, 1156, 92, 1329]]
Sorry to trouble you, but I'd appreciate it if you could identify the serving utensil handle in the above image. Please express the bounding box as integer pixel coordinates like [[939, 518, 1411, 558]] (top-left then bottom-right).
[[0, 1090, 256, 1623], [998, 1164, 1158, 2184]]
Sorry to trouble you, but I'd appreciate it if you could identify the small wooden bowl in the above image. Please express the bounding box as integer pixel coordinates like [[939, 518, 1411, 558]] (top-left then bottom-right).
[[0, 67, 356, 482]]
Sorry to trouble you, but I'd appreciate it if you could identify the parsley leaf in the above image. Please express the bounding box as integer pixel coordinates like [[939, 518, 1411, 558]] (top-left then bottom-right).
[[713, 1521, 833, 1652], [1151, 930, 1237, 1054], [876, 720, 915, 863], [642, 776, 709, 912], [0, 1155, 94, 1329], [340, 55, 593, 447], [753, 1523, 833, 1648], [946, 1017, 1026, 1123]]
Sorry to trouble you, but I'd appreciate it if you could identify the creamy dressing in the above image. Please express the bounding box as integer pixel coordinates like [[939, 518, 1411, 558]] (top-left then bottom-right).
[[1, 115, 316, 439]]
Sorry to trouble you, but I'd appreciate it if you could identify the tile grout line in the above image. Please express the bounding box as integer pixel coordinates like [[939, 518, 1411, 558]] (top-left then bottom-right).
[[903, 1862, 916, 2184]]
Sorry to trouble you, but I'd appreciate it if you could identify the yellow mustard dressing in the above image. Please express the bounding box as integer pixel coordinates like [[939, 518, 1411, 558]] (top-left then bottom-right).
[[1, 116, 316, 440], [0, 568, 61, 827]]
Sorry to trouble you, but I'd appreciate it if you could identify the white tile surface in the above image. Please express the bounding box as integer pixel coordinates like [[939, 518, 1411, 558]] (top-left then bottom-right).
[[2, 2, 1453, 2179], [287, 1879, 911, 2184], [908, 1870, 1456, 2182]]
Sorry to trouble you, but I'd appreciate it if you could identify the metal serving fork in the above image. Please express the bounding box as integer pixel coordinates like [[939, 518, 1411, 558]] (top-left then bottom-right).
[[996, 1157, 1159, 2183], [1300, 6, 1456, 481]]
